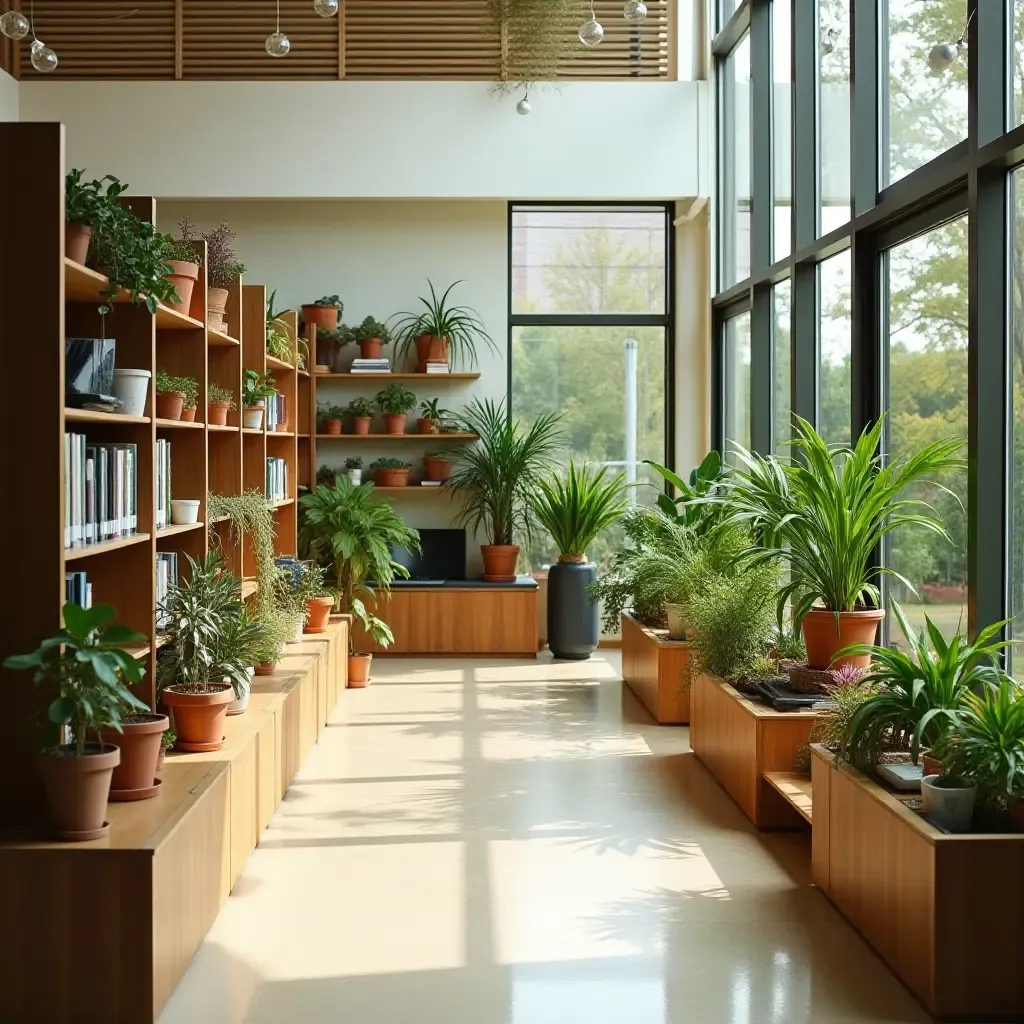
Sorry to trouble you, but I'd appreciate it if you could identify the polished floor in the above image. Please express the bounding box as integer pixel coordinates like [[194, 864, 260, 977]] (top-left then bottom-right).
[[160, 653, 933, 1024]]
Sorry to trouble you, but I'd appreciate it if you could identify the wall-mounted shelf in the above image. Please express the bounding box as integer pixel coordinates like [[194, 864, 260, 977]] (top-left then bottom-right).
[[208, 328, 240, 347], [316, 372, 480, 381], [315, 433, 477, 442], [64, 409, 150, 425], [155, 418, 204, 430], [208, 424, 238, 433], [266, 354, 295, 371]]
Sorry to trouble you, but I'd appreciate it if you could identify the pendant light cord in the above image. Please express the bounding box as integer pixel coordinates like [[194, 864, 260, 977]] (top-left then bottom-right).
[[29, 0, 36, 40], [276, 0, 281, 32]]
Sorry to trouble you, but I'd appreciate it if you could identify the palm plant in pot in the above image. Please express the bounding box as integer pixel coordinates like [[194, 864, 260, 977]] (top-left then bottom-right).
[[3, 602, 150, 839], [721, 415, 965, 670], [214, 603, 269, 716], [447, 398, 564, 581], [299, 476, 420, 686], [529, 461, 629, 659], [375, 384, 417, 435], [419, 397, 450, 434]]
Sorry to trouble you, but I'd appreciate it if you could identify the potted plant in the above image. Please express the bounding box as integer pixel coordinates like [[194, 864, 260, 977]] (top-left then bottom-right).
[[375, 384, 417, 434], [312, 324, 351, 372], [369, 457, 412, 487], [345, 456, 363, 485], [3, 602, 149, 838], [273, 557, 318, 640], [317, 401, 345, 435], [447, 397, 563, 581], [170, 499, 200, 525], [316, 464, 338, 488], [346, 397, 375, 435], [353, 316, 390, 360], [179, 375, 200, 422], [214, 603, 268, 715], [243, 369, 276, 429], [529, 461, 629, 659], [203, 221, 246, 332], [294, 562, 335, 634], [418, 397, 450, 434], [161, 218, 202, 317], [64, 169, 127, 266], [390, 280, 497, 371], [252, 613, 294, 675], [156, 727, 176, 773], [722, 415, 965, 670], [155, 369, 187, 421], [207, 382, 236, 426], [302, 294, 343, 331], [423, 452, 453, 482], [920, 769, 978, 833], [299, 476, 420, 686], [266, 290, 293, 362]]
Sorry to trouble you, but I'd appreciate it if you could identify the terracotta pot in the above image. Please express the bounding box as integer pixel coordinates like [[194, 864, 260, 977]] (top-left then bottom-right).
[[921, 753, 942, 776], [100, 713, 168, 799], [165, 259, 199, 317], [383, 413, 407, 435], [302, 304, 340, 331], [801, 608, 886, 670], [305, 596, 335, 633], [415, 334, 448, 371], [156, 748, 166, 774], [254, 662, 277, 676], [38, 743, 120, 841], [1011, 799, 1024, 833], [424, 456, 453, 482], [207, 287, 229, 331], [181, 404, 197, 422], [375, 467, 410, 488], [162, 684, 234, 752], [360, 337, 383, 360], [156, 390, 186, 421], [276, 420, 289, 432], [208, 400, 231, 426], [314, 362, 331, 375], [482, 544, 520, 582], [348, 653, 372, 688], [418, 417, 438, 434], [352, 416, 372, 435], [324, 418, 343, 435], [65, 222, 92, 265]]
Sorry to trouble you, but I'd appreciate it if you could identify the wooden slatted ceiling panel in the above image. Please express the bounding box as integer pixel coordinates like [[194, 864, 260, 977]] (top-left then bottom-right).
[[565, 0, 671, 78], [182, 0, 338, 79], [21, 1, 175, 79]]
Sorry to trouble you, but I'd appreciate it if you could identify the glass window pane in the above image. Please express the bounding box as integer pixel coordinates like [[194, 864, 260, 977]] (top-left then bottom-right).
[[1015, 1, 1024, 128], [719, 0, 738, 31], [723, 312, 752, 456], [511, 208, 666, 316], [1011, 169, 1024, 653], [773, 0, 792, 261], [722, 35, 751, 289], [774, 280, 791, 451], [820, 0, 851, 232], [885, 217, 968, 643], [818, 250, 852, 447], [885, 0, 968, 187]]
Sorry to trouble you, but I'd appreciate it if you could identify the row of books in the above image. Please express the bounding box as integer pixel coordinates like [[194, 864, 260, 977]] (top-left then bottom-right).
[[155, 438, 172, 529], [64, 434, 138, 549], [425, 361, 451, 375], [351, 358, 391, 374], [267, 457, 288, 502], [156, 551, 179, 630], [65, 570, 92, 609], [265, 391, 289, 431]]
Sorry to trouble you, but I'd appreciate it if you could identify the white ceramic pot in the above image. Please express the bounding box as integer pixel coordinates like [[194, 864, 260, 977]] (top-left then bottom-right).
[[285, 612, 307, 643], [664, 602, 690, 641], [243, 407, 264, 430], [920, 775, 976, 833], [112, 368, 151, 418], [170, 499, 200, 525], [347, 469, 362, 485], [227, 690, 250, 716]]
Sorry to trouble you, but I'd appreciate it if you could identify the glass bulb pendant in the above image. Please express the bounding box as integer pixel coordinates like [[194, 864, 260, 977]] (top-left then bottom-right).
[[579, 17, 604, 47], [516, 96, 531, 116], [265, 31, 291, 57], [313, 0, 339, 16], [820, 25, 837, 55], [30, 39, 58, 73], [0, 10, 30, 40], [927, 42, 959, 72], [623, 1, 647, 24]]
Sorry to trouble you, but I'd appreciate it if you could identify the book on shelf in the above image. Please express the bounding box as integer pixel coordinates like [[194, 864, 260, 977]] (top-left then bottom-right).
[[64, 571, 92, 609], [156, 552, 178, 630], [419, 480, 443, 486], [265, 391, 288, 431], [425, 361, 451, 374], [350, 359, 391, 374], [156, 438, 172, 529], [64, 433, 137, 549], [266, 457, 288, 503]]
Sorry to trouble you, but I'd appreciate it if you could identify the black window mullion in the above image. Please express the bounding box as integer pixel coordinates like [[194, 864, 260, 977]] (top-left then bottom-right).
[[750, 0, 773, 273], [793, 0, 816, 250], [751, 282, 773, 454], [852, 0, 881, 213], [791, 261, 818, 429]]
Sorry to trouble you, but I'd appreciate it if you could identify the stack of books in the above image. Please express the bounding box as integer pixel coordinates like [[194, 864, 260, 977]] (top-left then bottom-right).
[[65, 570, 92, 609], [425, 360, 450, 375], [265, 391, 289, 431], [266, 457, 288, 502], [64, 433, 138, 549], [350, 357, 391, 374], [156, 438, 172, 529], [156, 552, 179, 629]]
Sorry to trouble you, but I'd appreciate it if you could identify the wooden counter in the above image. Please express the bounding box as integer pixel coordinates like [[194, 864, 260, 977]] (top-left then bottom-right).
[[620, 612, 690, 723]]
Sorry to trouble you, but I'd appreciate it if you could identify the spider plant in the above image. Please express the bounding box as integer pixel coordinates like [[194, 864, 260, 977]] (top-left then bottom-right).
[[644, 450, 729, 536], [389, 280, 497, 370], [836, 602, 1012, 767], [266, 290, 293, 362], [529, 461, 630, 562]]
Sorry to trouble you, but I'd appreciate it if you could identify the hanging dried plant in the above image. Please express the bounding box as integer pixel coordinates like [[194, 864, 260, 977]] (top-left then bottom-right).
[[486, 0, 581, 89]]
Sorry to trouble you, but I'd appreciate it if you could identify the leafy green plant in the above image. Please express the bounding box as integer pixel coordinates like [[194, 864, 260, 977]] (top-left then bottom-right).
[[420, 398, 449, 420], [317, 402, 346, 427], [345, 456, 363, 470], [252, 611, 294, 667], [3, 603, 148, 756], [723, 415, 965, 628], [313, 294, 341, 308], [65, 169, 128, 229], [208, 382, 236, 408], [161, 727, 176, 751], [645, 451, 729, 536], [390, 280, 497, 370], [162, 217, 202, 265], [203, 221, 246, 290], [316, 464, 337, 487], [243, 369, 277, 407], [354, 316, 390, 343], [447, 397, 563, 547], [810, 678, 879, 758], [346, 397, 375, 419], [212, 603, 268, 699], [745, 655, 782, 681], [155, 369, 198, 408], [529, 461, 629, 562], [369, 457, 412, 471], [92, 206, 179, 315], [266, 290, 292, 359], [771, 625, 807, 662], [315, 324, 352, 347], [375, 384, 417, 415]]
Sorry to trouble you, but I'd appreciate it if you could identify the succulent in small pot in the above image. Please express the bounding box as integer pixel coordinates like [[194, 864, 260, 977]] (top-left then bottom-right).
[[302, 294, 343, 331], [370, 457, 412, 488], [418, 397, 450, 434], [376, 384, 417, 434], [423, 453, 454, 482], [3, 601, 149, 840], [155, 368, 189, 421], [347, 397, 375, 435], [345, 456, 363, 485], [251, 612, 293, 677], [207, 382, 237, 426], [161, 219, 203, 317], [354, 316, 390, 360], [317, 401, 346, 435]]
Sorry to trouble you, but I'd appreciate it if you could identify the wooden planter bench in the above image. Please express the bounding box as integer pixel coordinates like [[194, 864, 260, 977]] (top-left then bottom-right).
[[690, 672, 820, 828], [620, 612, 690, 723], [811, 745, 1024, 1020]]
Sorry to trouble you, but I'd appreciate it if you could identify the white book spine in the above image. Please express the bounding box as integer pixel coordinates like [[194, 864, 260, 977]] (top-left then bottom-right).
[[64, 433, 71, 548]]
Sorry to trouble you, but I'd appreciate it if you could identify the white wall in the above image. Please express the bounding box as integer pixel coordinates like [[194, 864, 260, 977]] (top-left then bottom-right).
[[0, 69, 18, 122]]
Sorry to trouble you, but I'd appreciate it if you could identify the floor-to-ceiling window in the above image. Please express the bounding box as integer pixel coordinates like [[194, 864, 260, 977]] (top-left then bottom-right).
[[720, 33, 752, 290], [818, 249, 851, 447], [773, 280, 791, 450], [723, 310, 752, 455]]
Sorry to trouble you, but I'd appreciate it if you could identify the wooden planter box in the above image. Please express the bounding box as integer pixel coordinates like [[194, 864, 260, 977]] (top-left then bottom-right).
[[690, 672, 820, 828], [621, 612, 690, 723], [811, 745, 1024, 1020]]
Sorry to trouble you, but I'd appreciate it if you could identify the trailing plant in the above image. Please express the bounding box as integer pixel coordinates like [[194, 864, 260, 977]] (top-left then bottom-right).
[[208, 382, 236, 408], [243, 369, 277, 407], [484, 0, 580, 88], [207, 491, 279, 624], [3, 602, 148, 756], [354, 316, 390, 343], [345, 456, 363, 470], [252, 610, 294, 667], [447, 397, 564, 546], [346, 397, 375, 419], [266, 331, 292, 361], [420, 398, 450, 420], [375, 384, 417, 415], [92, 205, 178, 314], [369, 457, 412, 471], [203, 221, 246, 290], [645, 450, 729, 536], [272, 559, 329, 618], [65, 169, 128, 230], [390, 280, 497, 370]]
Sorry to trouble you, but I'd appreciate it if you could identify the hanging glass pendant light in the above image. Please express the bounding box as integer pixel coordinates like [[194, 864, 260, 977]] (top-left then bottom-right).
[[265, 0, 291, 57], [623, 1, 647, 24], [30, 37, 57, 72], [516, 89, 531, 115], [0, 10, 30, 40], [313, 0, 339, 16], [579, 0, 603, 48]]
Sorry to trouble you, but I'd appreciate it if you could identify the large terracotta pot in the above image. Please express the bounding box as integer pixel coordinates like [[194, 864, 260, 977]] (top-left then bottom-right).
[[418, 417, 438, 434], [482, 544, 520, 582], [360, 338, 383, 360], [414, 334, 448, 371], [324, 418, 343, 435], [208, 400, 231, 426], [352, 416, 372, 435], [155, 390, 185, 421], [375, 467, 410, 488], [165, 259, 199, 317], [65, 222, 92, 265], [801, 608, 886, 670], [38, 743, 120, 841], [348, 654, 372, 688], [302, 303, 340, 331], [101, 713, 168, 800], [207, 287, 229, 332], [305, 596, 335, 633], [383, 413, 407, 435], [162, 684, 234, 752], [424, 456, 452, 482]]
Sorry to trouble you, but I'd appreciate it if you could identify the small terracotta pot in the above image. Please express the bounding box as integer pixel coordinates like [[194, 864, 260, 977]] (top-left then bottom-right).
[[165, 259, 199, 317], [383, 413, 407, 435], [254, 662, 277, 676], [801, 608, 886, 670], [156, 748, 166, 774], [921, 753, 942, 777], [375, 467, 410, 488], [208, 400, 231, 426], [1011, 799, 1024, 833], [360, 337, 383, 360], [418, 417, 438, 434], [324, 419, 343, 435], [352, 416, 372, 435], [181, 404, 197, 422], [348, 653, 372, 688], [207, 287, 229, 331], [156, 390, 186, 421], [482, 544, 520, 582], [424, 456, 453, 482], [65, 222, 92, 265], [38, 744, 120, 841], [304, 596, 335, 633], [415, 334, 448, 371], [314, 362, 331, 375], [101, 713, 168, 798], [162, 683, 234, 752], [276, 420, 289, 432], [302, 304, 340, 331]]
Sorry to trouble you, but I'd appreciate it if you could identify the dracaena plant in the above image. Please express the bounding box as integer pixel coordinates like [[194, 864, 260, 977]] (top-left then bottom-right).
[[645, 450, 729, 536], [3, 603, 148, 756]]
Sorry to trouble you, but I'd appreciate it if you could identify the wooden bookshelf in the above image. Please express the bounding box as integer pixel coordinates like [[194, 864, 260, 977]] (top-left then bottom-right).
[[316, 372, 481, 380]]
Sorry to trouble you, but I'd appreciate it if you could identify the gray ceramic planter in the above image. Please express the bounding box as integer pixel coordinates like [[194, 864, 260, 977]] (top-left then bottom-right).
[[547, 560, 599, 660]]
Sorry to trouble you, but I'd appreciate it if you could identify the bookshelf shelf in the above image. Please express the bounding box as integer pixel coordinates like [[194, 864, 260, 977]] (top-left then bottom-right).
[[269, 498, 294, 508], [373, 486, 456, 494], [242, 427, 263, 434], [265, 354, 295, 371], [155, 418, 203, 430], [315, 433, 478, 441], [208, 328, 240, 347], [208, 424, 239, 433], [64, 409, 150, 425], [154, 304, 204, 331], [64, 533, 153, 562], [63, 258, 128, 305], [156, 522, 205, 538], [317, 372, 481, 381], [267, 430, 294, 438]]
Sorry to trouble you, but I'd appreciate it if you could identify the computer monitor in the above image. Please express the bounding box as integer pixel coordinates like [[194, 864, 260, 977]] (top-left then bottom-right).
[[391, 528, 466, 583]]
